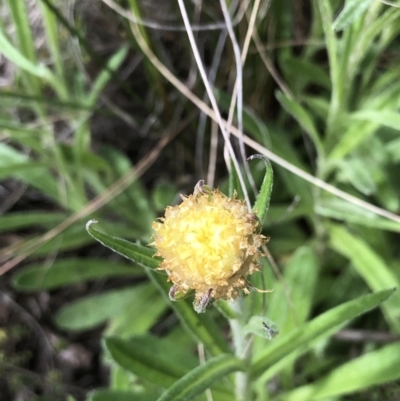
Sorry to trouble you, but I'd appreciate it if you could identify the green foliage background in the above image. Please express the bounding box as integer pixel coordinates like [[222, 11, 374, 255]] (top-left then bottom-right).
[[1, 0, 400, 400]]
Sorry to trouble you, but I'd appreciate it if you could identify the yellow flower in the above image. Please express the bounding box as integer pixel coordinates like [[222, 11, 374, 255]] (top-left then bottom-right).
[[152, 181, 266, 312]]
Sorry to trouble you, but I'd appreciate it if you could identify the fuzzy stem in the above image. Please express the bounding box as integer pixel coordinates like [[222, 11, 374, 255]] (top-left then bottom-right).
[[230, 297, 251, 401]]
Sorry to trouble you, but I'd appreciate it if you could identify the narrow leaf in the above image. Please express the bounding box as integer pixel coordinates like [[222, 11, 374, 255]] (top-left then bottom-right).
[[276, 91, 324, 157], [249, 155, 273, 224], [12, 258, 141, 291], [105, 336, 198, 388], [86, 45, 129, 107], [86, 220, 160, 269], [156, 354, 244, 401], [55, 285, 155, 331], [337, 158, 376, 195], [0, 28, 53, 80], [105, 336, 233, 401], [316, 198, 400, 232], [281, 342, 400, 401], [350, 110, 400, 131], [0, 211, 66, 233], [252, 289, 394, 378], [89, 390, 156, 401], [0, 162, 48, 180], [107, 295, 167, 337], [329, 224, 400, 332], [333, 0, 375, 31], [266, 246, 319, 334]]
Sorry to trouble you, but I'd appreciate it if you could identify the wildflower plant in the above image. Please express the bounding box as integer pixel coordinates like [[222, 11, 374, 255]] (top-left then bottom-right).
[[3, 0, 400, 399], [86, 157, 394, 401]]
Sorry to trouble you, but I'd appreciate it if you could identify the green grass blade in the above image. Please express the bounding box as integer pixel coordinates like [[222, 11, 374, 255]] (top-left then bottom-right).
[[37, 0, 146, 105], [251, 288, 394, 378], [0, 161, 49, 180], [39, 0, 68, 98], [5, 0, 36, 61], [85, 45, 129, 107], [276, 91, 324, 158], [0, 28, 57, 86], [0, 211, 67, 233], [329, 224, 400, 332], [0, 143, 61, 204], [89, 390, 156, 401], [12, 258, 142, 291], [249, 155, 273, 224], [350, 110, 400, 130], [318, 0, 342, 129], [156, 354, 244, 401], [280, 342, 400, 401], [333, 0, 375, 31]]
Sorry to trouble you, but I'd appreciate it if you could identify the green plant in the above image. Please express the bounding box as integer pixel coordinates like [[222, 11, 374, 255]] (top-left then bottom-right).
[[2, 0, 400, 400]]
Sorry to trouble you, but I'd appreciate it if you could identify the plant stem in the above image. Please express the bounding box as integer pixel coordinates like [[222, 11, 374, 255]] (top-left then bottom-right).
[[230, 297, 251, 401]]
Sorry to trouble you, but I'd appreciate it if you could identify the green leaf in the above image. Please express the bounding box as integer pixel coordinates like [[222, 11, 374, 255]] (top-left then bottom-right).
[[0, 211, 67, 234], [349, 110, 400, 131], [328, 120, 377, 160], [86, 220, 160, 269], [89, 390, 157, 401], [386, 137, 400, 163], [276, 91, 324, 157], [106, 294, 167, 338], [249, 155, 273, 225], [85, 45, 129, 107], [259, 123, 314, 208], [105, 336, 234, 401], [251, 288, 394, 378], [265, 246, 319, 334], [336, 158, 377, 195], [105, 335, 198, 388], [316, 198, 400, 232], [280, 342, 400, 401], [55, 285, 155, 331], [12, 258, 141, 291], [329, 224, 400, 332], [0, 143, 60, 203], [86, 221, 230, 356], [333, 0, 375, 31], [282, 57, 331, 91], [0, 26, 56, 82], [0, 161, 49, 180], [156, 354, 244, 401]]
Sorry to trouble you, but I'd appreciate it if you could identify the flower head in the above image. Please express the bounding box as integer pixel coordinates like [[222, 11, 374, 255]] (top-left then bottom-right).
[[152, 181, 266, 312]]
